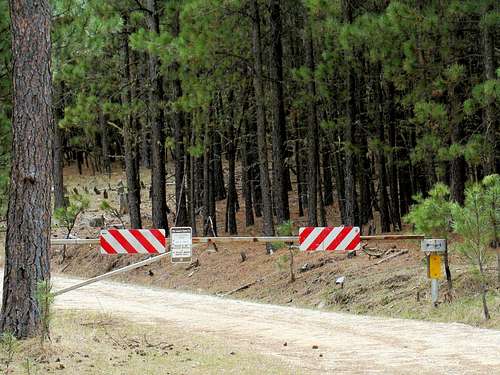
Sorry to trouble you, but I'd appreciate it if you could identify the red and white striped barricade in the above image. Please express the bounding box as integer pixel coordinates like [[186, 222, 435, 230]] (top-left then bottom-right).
[[298, 226, 360, 252], [99, 229, 166, 254]]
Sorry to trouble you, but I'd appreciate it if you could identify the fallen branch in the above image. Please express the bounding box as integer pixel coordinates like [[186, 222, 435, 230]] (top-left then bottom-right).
[[223, 278, 263, 296], [362, 246, 384, 258], [375, 249, 409, 265]]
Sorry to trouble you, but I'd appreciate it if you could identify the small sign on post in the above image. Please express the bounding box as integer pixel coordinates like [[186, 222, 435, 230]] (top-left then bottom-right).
[[421, 238, 446, 306], [170, 227, 192, 263]]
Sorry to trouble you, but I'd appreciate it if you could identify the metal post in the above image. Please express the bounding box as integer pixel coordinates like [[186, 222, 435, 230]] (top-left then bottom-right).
[[53, 251, 171, 296], [431, 279, 439, 306]]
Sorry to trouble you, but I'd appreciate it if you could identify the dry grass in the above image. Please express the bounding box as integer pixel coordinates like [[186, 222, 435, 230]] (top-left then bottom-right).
[[0, 309, 301, 375]]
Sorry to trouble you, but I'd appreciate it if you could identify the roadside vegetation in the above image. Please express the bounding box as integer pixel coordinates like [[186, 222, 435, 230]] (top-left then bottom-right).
[[0, 310, 296, 375]]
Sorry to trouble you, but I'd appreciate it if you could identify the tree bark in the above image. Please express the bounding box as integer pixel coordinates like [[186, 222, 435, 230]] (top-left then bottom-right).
[[171, 8, 188, 226], [375, 72, 391, 232], [146, 0, 168, 232], [294, 118, 305, 217], [251, 0, 274, 240], [386, 82, 401, 230], [248, 118, 262, 218], [342, 0, 357, 226], [304, 13, 319, 227], [269, 0, 289, 224], [121, 13, 142, 229], [241, 129, 255, 227], [322, 142, 334, 207], [212, 130, 226, 201], [482, 5, 497, 175], [140, 52, 151, 169], [225, 93, 237, 234], [189, 125, 197, 235], [99, 106, 111, 177], [1, 0, 53, 338]]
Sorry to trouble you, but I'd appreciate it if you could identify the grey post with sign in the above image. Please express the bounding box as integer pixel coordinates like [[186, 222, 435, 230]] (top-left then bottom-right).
[[421, 239, 447, 306], [171, 227, 192, 263]]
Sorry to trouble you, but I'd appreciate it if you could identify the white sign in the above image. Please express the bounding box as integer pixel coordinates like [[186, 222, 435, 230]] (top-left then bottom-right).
[[421, 239, 446, 253], [171, 227, 192, 263]]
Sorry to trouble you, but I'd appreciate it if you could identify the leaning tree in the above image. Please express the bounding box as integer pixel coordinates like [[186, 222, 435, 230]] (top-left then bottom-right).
[[1, 0, 53, 338]]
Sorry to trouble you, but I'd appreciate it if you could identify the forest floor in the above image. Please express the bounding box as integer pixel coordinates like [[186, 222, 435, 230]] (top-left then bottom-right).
[[0, 308, 296, 375]]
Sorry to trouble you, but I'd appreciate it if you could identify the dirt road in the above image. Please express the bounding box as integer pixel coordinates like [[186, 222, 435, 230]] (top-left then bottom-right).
[[30, 275, 500, 374]]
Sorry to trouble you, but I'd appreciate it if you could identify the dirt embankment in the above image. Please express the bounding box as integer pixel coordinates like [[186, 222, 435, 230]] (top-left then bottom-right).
[[0, 164, 485, 330]]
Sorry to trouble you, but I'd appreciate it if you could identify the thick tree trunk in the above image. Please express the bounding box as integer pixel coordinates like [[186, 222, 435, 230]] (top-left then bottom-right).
[[251, 0, 274, 240], [1, 0, 53, 338], [146, 0, 168, 231], [269, 0, 289, 224], [304, 14, 319, 227], [53, 81, 65, 209], [121, 13, 142, 229]]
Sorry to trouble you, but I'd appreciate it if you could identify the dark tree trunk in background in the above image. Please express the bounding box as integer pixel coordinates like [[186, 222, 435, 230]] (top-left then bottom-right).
[[146, 0, 168, 232], [294, 118, 305, 217], [99, 106, 111, 176], [53, 81, 66, 209], [357, 66, 372, 227], [386, 82, 401, 230], [333, 139, 346, 223], [375, 72, 391, 232], [304, 14, 319, 227], [322, 142, 334, 206], [251, 0, 274, 239], [269, 0, 289, 224], [342, 0, 357, 226], [76, 150, 83, 175], [203, 118, 217, 236], [171, 8, 188, 226], [225, 95, 237, 234], [317, 161, 327, 226], [449, 110, 466, 205], [203, 124, 211, 235], [189, 125, 197, 235], [482, 5, 497, 175], [248, 118, 262, 218], [1, 0, 53, 338], [241, 130, 255, 227], [212, 131, 226, 201], [240, 89, 255, 227], [140, 52, 151, 169], [121, 13, 142, 229], [209, 128, 217, 236]]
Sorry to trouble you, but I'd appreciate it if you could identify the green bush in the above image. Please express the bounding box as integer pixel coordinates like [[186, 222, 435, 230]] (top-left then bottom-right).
[[404, 183, 453, 238]]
